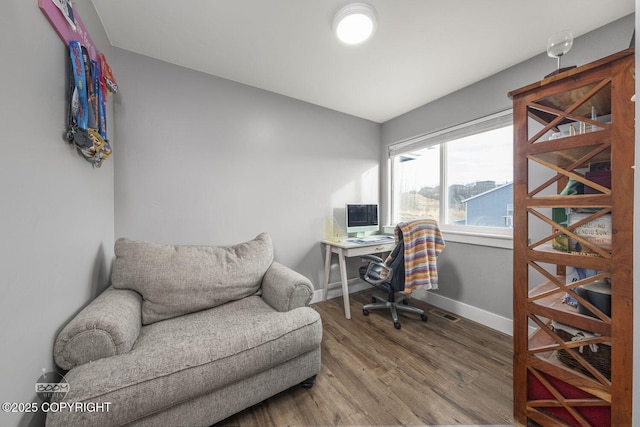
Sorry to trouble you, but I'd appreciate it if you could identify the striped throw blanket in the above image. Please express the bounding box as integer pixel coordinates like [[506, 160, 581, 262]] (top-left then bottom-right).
[[391, 219, 445, 293]]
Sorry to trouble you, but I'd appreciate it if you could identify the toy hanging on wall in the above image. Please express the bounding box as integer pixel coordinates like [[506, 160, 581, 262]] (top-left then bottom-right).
[[66, 41, 117, 167], [39, 0, 118, 168]]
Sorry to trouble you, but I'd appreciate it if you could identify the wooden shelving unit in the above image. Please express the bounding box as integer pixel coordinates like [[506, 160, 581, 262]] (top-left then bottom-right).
[[509, 48, 634, 426]]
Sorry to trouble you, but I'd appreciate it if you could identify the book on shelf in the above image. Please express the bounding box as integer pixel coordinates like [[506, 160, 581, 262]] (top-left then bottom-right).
[[567, 212, 611, 256]]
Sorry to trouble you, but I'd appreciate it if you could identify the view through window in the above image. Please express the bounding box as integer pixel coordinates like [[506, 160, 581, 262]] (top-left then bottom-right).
[[391, 114, 513, 234]]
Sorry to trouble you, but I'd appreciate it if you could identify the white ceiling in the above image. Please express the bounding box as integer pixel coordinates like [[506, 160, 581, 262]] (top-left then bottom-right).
[[90, 0, 634, 123]]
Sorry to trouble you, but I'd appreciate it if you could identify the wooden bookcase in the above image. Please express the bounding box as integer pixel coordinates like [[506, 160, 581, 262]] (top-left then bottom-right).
[[509, 48, 634, 426]]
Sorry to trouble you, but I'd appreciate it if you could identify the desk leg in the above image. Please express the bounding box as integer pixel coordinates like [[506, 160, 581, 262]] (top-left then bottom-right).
[[322, 244, 332, 301], [337, 248, 351, 319]]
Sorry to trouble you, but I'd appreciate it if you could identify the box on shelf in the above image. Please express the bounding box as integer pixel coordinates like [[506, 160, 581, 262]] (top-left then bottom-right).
[[567, 212, 611, 255], [584, 169, 611, 194], [551, 180, 584, 253], [551, 206, 569, 252]]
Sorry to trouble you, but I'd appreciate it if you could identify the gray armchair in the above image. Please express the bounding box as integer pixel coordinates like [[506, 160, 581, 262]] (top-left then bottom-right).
[[48, 233, 322, 427]]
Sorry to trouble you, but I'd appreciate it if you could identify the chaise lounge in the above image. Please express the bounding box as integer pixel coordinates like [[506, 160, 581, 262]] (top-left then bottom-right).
[[47, 233, 322, 427]]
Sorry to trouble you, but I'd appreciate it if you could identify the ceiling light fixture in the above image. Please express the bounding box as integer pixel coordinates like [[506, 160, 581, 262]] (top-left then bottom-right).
[[333, 3, 377, 45]]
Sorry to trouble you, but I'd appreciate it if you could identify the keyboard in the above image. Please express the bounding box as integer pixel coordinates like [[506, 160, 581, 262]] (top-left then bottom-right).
[[346, 235, 394, 244]]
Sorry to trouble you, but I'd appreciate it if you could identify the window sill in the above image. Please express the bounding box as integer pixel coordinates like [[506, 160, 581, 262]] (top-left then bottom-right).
[[441, 228, 513, 249], [382, 225, 513, 249]]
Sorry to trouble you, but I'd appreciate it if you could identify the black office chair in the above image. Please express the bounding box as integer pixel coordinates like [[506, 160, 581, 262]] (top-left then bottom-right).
[[358, 235, 428, 329]]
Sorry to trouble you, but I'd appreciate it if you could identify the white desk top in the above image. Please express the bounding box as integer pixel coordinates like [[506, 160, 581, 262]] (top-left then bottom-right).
[[322, 236, 395, 248]]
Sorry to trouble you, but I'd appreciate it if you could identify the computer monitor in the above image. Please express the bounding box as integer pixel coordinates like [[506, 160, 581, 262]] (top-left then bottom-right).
[[346, 204, 379, 237]]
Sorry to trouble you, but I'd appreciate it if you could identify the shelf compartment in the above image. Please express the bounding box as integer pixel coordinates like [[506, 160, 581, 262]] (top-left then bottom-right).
[[527, 245, 610, 271], [528, 273, 612, 322], [527, 208, 612, 259], [527, 158, 612, 199], [526, 365, 611, 427], [527, 131, 609, 156], [527, 293, 610, 337], [528, 302, 610, 338], [529, 80, 612, 125], [526, 156, 612, 201], [527, 355, 611, 402], [526, 78, 612, 145], [527, 132, 611, 170], [527, 323, 612, 394], [525, 194, 611, 208]]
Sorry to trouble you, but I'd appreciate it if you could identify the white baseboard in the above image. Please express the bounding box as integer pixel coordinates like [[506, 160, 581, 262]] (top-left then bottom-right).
[[312, 284, 514, 337], [310, 278, 369, 304], [411, 291, 513, 336]]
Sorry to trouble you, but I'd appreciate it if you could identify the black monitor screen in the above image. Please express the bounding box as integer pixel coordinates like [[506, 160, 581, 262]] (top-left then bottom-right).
[[347, 204, 378, 227]]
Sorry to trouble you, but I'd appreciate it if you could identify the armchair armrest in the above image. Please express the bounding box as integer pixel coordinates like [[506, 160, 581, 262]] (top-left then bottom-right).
[[54, 287, 142, 370], [261, 262, 313, 312]]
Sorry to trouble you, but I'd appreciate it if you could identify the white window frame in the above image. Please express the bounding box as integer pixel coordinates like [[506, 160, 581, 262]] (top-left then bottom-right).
[[388, 110, 514, 249]]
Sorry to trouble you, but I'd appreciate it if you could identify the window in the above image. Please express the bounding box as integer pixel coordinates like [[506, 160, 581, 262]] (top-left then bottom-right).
[[389, 111, 513, 239]]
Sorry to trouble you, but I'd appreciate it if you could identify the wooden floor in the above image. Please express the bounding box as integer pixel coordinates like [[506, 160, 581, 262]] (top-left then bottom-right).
[[217, 289, 519, 426]]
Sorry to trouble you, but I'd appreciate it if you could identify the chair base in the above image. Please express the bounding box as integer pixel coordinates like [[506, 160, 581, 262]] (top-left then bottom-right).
[[363, 293, 428, 329]]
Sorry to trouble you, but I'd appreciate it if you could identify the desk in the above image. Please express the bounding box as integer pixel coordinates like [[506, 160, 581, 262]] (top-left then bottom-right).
[[322, 239, 395, 319]]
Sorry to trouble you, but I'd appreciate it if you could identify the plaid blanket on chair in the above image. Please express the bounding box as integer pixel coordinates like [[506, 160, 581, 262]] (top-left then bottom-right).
[[394, 219, 445, 293]]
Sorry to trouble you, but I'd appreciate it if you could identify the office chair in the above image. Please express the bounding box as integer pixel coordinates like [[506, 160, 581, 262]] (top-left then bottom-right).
[[359, 219, 444, 329]]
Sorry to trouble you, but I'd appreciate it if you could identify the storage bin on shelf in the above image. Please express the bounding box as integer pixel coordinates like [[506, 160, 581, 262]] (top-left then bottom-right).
[[552, 321, 611, 380]]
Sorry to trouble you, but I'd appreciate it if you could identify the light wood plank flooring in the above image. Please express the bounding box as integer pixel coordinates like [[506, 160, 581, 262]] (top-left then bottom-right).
[[217, 289, 518, 426]]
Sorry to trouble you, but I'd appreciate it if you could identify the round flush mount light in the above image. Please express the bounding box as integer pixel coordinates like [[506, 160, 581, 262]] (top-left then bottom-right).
[[333, 3, 377, 45]]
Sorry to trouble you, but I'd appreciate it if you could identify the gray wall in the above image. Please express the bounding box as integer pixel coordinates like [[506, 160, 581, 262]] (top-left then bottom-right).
[[0, 1, 114, 426], [111, 48, 381, 287], [380, 14, 635, 320]]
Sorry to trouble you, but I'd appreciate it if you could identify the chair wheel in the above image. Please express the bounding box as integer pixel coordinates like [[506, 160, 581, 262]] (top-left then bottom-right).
[[363, 309, 369, 316], [420, 314, 428, 322], [394, 322, 401, 329]]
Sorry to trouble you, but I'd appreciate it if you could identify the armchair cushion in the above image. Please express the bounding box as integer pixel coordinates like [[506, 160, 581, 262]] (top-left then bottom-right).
[[112, 233, 273, 324], [54, 287, 142, 370]]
